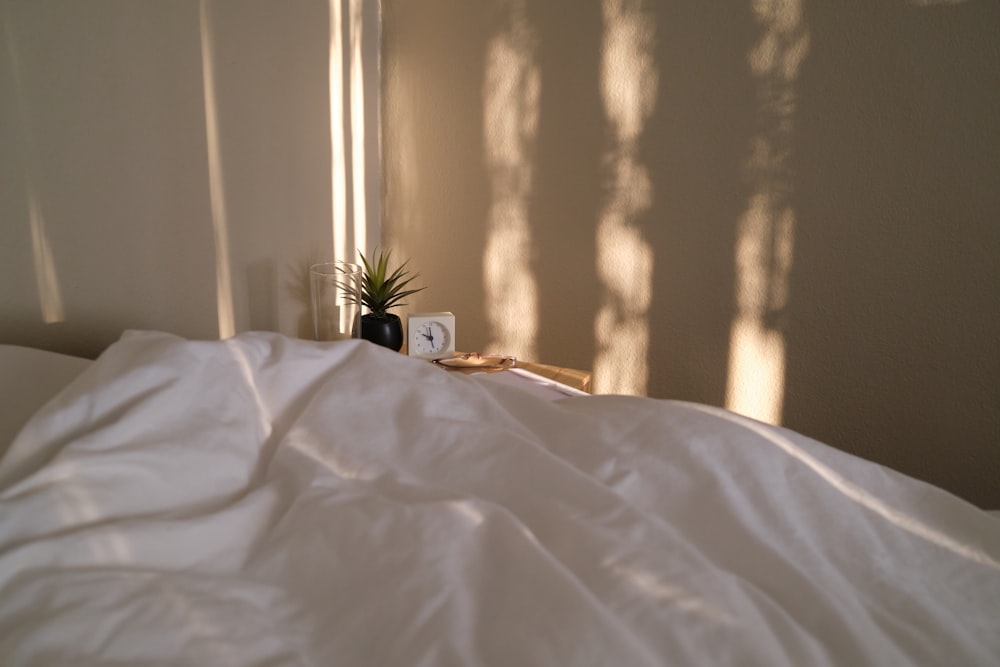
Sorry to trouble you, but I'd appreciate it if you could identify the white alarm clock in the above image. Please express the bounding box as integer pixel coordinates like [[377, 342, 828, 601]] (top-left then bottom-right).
[[407, 312, 456, 359]]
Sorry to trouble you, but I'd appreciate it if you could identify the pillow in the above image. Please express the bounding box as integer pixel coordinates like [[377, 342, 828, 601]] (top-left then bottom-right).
[[0, 345, 91, 456]]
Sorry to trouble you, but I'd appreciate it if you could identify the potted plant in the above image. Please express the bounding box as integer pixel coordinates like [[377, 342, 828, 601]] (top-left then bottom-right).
[[352, 248, 425, 351]]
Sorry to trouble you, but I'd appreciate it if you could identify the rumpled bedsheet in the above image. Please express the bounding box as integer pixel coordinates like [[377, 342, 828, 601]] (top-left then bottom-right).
[[1, 331, 997, 666]]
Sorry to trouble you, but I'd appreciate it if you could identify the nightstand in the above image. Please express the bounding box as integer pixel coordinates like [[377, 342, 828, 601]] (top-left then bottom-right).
[[430, 353, 592, 394], [512, 360, 592, 394]]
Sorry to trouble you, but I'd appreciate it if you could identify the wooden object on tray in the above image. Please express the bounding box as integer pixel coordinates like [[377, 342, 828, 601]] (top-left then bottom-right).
[[433, 352, 592, 394]]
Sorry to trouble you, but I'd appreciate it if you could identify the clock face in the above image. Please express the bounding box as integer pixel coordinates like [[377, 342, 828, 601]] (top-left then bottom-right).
[[411, 321, 451, 356], [407, 312, 455, 359]]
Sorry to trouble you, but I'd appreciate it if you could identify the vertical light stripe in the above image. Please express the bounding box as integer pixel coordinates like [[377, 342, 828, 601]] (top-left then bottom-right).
[[725, 0, 809, 424], [28, 192, 65, 323], [199, 0, 235, 339], [594, 0, 657, 396], [4, 13, 65, 323], [328, 0, 348, 262], [348, 0, 367, 256], [482, 0, 540, 359]]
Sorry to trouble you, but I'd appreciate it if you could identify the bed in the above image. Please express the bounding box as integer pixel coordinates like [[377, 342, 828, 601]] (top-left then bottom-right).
[[1, 330, 998, 666]]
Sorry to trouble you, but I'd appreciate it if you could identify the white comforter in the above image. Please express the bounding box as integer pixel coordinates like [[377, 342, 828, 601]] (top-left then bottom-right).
[[0, 331, 997, 666]]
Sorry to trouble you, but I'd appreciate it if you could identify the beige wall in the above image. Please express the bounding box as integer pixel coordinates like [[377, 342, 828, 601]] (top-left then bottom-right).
[[1, 0, 380, 358], [383, 1, 999, 507], [1, 1, 996, 507]]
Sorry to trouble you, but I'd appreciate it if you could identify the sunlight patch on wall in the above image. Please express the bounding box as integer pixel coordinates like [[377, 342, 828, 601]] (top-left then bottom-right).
[[348, 0, 367, 256], [328, 0, 349, 262], [482, 0, 540, 359], [327, 0, 372, 263], [725, 0, 809, 424], [594, 0, 657, 396], [199, 0, 235, 339], [4, 13, 65, 324], [726, 197, 793, 424], [28, 192, 65, 323]]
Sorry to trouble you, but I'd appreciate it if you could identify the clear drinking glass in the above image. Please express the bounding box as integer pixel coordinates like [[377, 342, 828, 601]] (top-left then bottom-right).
[[310, 261, 362, 341]]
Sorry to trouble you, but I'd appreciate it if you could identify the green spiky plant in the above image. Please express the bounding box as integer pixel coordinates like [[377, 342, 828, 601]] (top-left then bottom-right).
[[356, 248, 425, 319], [341, 248, 425, 351]]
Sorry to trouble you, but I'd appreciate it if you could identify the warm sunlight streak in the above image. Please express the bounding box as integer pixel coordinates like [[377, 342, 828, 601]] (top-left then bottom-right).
[[226, 340, 273, 435], [349, 0, 367, 256], [610, 562, 736, 625], [450, 500, 485, 527], [725, 0, 809, 423], [328, 0, 349, 262], [288, 431, 361, 480], [726, 197, 793, 425], [329, 0, 354, 260], [199, 0, 235, 339], [594, 0, 657, 396], [688, 404, 1000, 572], [4, 15, 65, 324], [328, 0, 369, 262], [483, 0, 540, 359], [54, 462, 135, 564], [28, 191, 65, 323]]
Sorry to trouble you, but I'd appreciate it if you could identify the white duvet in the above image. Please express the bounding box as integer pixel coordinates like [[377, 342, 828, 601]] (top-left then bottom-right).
[[0, 331, 997, 666]]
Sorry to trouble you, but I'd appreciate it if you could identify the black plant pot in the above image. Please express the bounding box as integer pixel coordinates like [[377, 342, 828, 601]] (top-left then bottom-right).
[[360, 313, 404, 351]]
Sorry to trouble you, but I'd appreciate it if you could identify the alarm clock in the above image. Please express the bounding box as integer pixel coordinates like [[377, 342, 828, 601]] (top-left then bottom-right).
[[407, 312, 456, 359]]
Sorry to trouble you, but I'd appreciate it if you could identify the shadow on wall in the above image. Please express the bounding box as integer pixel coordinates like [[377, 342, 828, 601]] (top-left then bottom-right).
[[0, 1, 219, 358], [527, 0, 605, 380], [639, 2, 757, 406], [0, 1, 366, 357], [383, 0, 999, 507], [786, 1, 1000, 508], [381, 0, 493, 347]]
